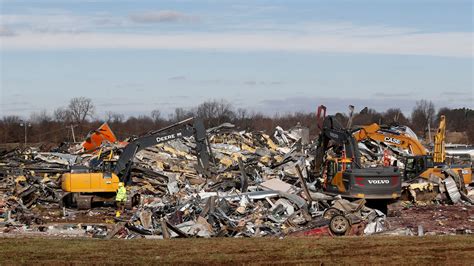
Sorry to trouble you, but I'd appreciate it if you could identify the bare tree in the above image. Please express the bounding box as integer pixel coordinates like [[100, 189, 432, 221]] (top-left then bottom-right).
[[105, 111, 125, 123], [235, 108, 253, 129], [68, 97, 95, 124], [151, 109, 161, 123], [169, 107, 192, 122], [436, 107, 472, 132], [236, 108, 248, 120], [352, 107, 382, 126], [197, 99, 235, 126], [382, 108, 409, 125], [411, 100, 435, 134], [2, 115, 22, 125], [467, 125, 474, 144], [0, 115, 22, 143], [29, 110, 52, 124], [53, 107, 71, 123]]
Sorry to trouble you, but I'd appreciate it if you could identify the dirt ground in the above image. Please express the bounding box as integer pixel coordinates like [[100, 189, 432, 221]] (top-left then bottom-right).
[[0, 236, 472, 264], [26, 202, 474, 235], [387, 204, 474, 234]]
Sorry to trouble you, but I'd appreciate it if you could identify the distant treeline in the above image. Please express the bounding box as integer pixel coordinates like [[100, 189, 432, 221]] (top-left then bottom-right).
[[1, 97, 473, 144]]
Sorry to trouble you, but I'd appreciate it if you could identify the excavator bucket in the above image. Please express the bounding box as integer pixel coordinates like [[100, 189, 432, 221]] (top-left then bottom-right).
[[316, 105, 327, 130], [82, 123, 117, 152]]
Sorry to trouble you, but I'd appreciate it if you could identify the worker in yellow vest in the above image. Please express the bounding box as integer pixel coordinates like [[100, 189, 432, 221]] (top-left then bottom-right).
[[115, 182, 127, 217]]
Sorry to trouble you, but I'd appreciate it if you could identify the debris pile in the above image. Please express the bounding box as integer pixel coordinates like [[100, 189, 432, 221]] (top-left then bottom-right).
[[123, 195, 384, 239], [0, 122, 472, 239]]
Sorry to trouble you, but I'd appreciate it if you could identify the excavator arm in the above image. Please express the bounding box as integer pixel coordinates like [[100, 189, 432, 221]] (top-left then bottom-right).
[[114, 117, 212, 184], [313, 105, 361, 175], [433, 115, 446, 163], [353, 123, 428, 155]]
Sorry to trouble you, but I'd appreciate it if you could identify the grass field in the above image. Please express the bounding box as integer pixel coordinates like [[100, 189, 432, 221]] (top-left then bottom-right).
[[0, 235, 472, 264]]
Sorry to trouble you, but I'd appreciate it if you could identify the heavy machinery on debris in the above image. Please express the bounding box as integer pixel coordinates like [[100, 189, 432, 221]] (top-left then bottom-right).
[[352, 115, 472, 184], [61, 118, 212, 209], [312, 105, 401, 212]]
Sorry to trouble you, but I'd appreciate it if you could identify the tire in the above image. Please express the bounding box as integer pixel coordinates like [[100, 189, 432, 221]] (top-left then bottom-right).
[[329, 215, 350, 235], [61, 193, 76, 208], [76, 195, 92, 210], [323, 207, 342, 220]]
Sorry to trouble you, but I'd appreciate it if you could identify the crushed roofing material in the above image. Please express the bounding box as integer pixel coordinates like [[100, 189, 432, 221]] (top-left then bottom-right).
[[1, 122, 472, 238]]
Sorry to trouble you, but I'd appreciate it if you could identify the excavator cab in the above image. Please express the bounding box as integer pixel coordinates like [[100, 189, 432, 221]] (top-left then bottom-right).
[[404, 155, 472, 184], [102, 159, 117, 179], [404, 155, 434, 180], [324, 157, 353, 192]]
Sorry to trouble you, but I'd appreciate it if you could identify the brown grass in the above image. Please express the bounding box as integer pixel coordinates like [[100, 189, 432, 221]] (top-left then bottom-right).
[[0, 235, 472, 265]]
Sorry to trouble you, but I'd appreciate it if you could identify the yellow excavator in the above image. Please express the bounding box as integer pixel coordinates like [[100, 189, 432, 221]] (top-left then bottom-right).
[[352, 115, 472, 184], [61, 118, 212, 209]]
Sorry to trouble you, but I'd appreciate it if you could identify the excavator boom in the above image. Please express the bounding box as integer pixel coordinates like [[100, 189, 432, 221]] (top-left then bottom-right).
[[353, 123, 428, 155], [433, 115, 446, 163], [114, 117, 211, 184]]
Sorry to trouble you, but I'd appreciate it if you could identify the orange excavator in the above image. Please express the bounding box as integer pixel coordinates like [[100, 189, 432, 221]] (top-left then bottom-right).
[[352, 115, 472, 184], [82, 122, 118, 152]]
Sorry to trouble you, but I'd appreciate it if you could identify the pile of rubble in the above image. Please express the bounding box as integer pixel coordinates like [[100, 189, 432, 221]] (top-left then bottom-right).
[[0, 122, 472, 239]]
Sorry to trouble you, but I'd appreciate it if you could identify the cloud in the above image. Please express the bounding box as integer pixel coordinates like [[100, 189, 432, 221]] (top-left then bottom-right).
[[168, 75, 187, 81], [374, 92, 412, 98], [443, 96, 474, 103], [93, 17, 124, 26], [199, 79, 223, 84], [129, 10, 198, 23], [244, 80, 284, 86], [1, 30, 471, 57], [244, 80, 257, 86], [1, 101, 39, 113], [440, 91, 472, 96], [0, 25, 16, 36], [95, 101, 145, 107], [2, 100, 31, 106], [0, 12, 128, 34], [115, 82, 144, 89], [1, 9, 471, 57]]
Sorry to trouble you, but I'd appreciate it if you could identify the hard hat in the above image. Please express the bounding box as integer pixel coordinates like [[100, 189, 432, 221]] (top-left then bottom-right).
[[118, 182, 124, 187]]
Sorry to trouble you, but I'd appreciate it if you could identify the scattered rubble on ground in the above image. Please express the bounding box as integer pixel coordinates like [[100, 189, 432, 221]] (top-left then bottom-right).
[[0, 122, 473, 239]]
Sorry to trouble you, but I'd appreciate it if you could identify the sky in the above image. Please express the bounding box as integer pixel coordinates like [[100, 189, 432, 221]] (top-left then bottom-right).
[[0, 0, 473, 119]]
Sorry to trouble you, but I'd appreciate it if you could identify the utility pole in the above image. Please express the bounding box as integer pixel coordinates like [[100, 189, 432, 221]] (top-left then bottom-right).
[[19, 120, 32, 146], [427, 114, 432, 145], [67, 124, 78, 142]]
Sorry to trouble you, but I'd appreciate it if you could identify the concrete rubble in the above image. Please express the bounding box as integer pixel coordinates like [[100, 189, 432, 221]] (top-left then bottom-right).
[[0, 122, 473, 239]]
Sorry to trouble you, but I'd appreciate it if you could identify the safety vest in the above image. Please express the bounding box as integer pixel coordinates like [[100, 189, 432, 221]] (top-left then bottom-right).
[[116, 186, 127, 202]]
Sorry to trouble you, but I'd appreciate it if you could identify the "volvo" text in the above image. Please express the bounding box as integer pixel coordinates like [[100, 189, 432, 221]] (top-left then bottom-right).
[[368, 179, 390, 185]]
